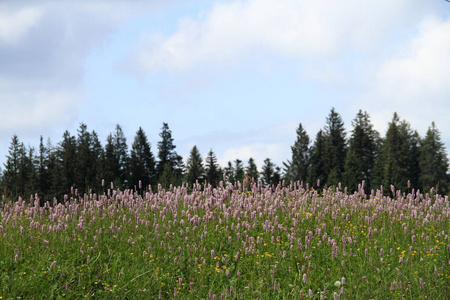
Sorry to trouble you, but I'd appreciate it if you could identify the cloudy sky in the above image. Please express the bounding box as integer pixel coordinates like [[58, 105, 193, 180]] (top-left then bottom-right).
[[1, 0, 449, 171]]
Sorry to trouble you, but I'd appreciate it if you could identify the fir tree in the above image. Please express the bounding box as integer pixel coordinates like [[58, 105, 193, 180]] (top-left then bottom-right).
[[342, 110, 380, 192], [90, 131, 105, 192], [308, 129, 328, 187], [37, 136, 49, 197], [75, 123, 92, 193], [2, 135, 24, 199], [113, 125, 129, 188], [286, 123, 310, 182], [205, 149, 220, 187], [185, 145, 205, 186], [156, 123, 182, 186], [103, 133, 118, 187], [224, 161, 235, 183], [419, 122, 449, 194], [246, 157, 259, 180], [374, 113, 419, 193], [58, 131, 77, 194], [261, 158, 280, 186], [323, 108, 347, 185], [128, 127, 156, 190], [234, 159, 245, 183]]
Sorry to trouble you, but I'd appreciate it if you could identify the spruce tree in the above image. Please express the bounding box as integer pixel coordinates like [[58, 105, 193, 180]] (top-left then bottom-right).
[[37, 136, 49, 197], [2, 135, 24, 199], [45, 139, 63, 199], [343, 110, 380, 192], [308, 129, 328, 187], [261, 158, 278, 186], [286, 123, 310, 182], [90, 131, 105, 192], [374, 113, 419, 193], [323, 108, 347, 185], [75, 123, 92, 193], [58, 131, 77, 194], [224, 161, 235, 183], [419, 122, 449, 194], [113, 125, 129, 188], [185, 145, 205, 186], [246, 157, 259, 180], [156, 123, 182, 187], [128, 127, 156, 190], [234, 159, 244, 183], [103, 133, 118, 187], [205, 149, 220, 187]]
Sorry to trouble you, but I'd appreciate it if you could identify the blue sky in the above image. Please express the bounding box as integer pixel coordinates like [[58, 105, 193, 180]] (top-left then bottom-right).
[[1, 0, 450, 171]]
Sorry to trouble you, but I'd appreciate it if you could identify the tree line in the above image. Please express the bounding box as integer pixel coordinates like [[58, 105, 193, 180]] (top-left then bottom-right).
[[1, 108, 449, 201]]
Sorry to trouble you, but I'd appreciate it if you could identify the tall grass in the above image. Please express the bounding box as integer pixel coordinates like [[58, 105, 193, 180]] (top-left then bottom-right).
[[0, 180, 448, 299]]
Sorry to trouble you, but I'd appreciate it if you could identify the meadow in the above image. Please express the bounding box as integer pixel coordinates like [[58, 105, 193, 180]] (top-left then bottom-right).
[[0, 180, 448, 299]]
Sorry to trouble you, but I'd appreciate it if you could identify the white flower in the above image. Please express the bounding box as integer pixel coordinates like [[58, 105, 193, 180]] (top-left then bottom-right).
[[334, 281, 341, 287]]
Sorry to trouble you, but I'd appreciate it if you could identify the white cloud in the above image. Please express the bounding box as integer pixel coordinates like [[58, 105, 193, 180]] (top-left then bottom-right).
[[219, 143, 286, 168], [356, 16, 450, 141], [0, 84, 79, 135], [0, 5, 44, 45], [130, 0, 435, 75]]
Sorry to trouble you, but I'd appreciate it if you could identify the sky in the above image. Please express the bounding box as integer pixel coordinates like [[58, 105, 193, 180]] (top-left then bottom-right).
[[1, 0, 450, 171]]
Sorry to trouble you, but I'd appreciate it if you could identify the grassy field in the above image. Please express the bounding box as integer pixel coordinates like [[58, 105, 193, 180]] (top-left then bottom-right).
[[0, 180, 449, 299]]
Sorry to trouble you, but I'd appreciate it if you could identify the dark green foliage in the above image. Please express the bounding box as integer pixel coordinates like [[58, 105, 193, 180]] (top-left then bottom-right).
[[102, 125, 129, 189], [75, 123, 92, 193], [323, 108, 347, 185], [343, 110, 380, 192], [261, 158, 280, 185], [246, 157, 259, 180], [58, 130, 77, 194], [284, 123, 310, 183], [185, 145, 205, 186], [234, 159, 244, 183], [373, 113, 420, 194], [156, 123, 183, 187], [224, 161, 235, 183], [2, 136, 40, 200], [128, 127, 156, 190], [419, 122, 449, 194], [2, 110, 450, 200], [90, 131, 105, 192], [308, 129, 328, 187], [204, 149, 221, 187]]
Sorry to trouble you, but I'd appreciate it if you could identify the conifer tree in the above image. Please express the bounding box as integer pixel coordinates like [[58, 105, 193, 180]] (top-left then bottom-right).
[[156, 123, 182, 186], [286, 123, 310, 182], [343, 110, 380, 192], [185, 145, 205, 186], [261, 158, 280, 186], [75, 123, 92, 193], [308, 129, 328, 187], [246, 157, 259, 180], [374, 113, 419, 193], [90, 131, 105, 191], [224, 161, 235, 183], [2, 135, 24, 199], [113, 125, 129, 188], [419, 122, 449, 194], [45, 139, 63, 199], [37, 136, 49, 197], [58, 131, 77, 194], [128, 127, 155, 190], [323, 108, 347, 185], [103, 133, 118, 187], [205, 149, 220, 187], [234, 159, 244, 183]]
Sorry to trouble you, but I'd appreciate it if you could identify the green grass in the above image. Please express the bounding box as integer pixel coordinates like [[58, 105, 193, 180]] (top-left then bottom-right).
[[0, 183, 448, 299]]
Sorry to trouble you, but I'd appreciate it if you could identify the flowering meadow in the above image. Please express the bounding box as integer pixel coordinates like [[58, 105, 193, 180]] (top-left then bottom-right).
[[0, 180, 449, 299]]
